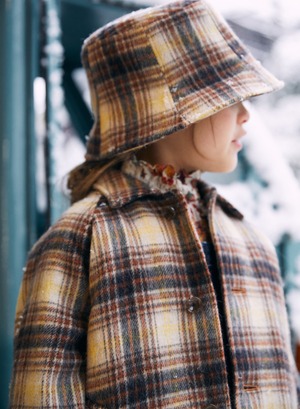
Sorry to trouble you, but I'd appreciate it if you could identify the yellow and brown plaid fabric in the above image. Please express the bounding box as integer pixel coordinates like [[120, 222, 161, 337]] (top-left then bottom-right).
[[82, 0, 283, 161], [10, 170, 299, 408]]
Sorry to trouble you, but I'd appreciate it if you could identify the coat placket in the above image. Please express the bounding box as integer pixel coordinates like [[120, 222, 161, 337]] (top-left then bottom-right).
[[87, 187, 233, 408]]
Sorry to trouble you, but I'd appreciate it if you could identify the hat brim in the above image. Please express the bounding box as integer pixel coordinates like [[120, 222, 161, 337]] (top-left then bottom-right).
[[175, 57, 284, 125]]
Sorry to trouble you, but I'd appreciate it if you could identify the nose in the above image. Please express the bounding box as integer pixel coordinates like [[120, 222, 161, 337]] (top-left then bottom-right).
[[238, 102, 250, 124]]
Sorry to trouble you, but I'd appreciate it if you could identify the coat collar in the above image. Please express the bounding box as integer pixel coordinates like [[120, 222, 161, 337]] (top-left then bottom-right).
[[92, 168, 243, 220]]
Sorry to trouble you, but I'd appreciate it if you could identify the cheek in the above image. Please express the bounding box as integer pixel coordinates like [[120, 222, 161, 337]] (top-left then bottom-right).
[[193, 130, 228, 160], [192, 135, 212, 160], [192, 121, 215, 156]]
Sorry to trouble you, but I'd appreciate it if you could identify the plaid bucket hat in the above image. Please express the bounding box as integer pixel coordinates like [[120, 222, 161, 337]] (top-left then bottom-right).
[[82, 0, 283, 161]]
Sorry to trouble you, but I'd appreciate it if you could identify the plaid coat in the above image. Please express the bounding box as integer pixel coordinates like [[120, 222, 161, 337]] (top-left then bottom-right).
[[10, 169, 299, 408]]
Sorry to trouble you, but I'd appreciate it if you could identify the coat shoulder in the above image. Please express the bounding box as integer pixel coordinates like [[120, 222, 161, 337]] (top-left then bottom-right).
[[28, 192, 101, 263]]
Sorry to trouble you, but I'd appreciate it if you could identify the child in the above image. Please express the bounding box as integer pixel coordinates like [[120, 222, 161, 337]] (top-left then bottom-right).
[[9, 0, 300, 407]]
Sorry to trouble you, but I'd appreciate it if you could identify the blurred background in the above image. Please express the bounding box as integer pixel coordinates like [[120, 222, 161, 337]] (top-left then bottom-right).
[[0, 0, 300, 407]]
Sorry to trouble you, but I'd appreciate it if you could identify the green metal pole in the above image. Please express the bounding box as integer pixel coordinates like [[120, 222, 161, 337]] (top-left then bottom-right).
[[0, 3, 7, 405], [0, 1, 27, 407], [0, 0, 40, 407]]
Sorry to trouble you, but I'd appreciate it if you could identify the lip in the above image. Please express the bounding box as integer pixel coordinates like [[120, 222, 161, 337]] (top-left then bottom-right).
[[232, 130, 246, 150], [232, 139, 243, 150]]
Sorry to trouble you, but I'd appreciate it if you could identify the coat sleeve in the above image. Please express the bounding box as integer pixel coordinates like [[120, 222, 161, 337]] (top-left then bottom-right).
[[9, 198, 98, 408]]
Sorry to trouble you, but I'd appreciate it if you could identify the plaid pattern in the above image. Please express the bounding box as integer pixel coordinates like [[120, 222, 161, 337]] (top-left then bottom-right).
[[10, 169, 299, 408], [82, 0, 283, 161], [121, 157, 211, 242]]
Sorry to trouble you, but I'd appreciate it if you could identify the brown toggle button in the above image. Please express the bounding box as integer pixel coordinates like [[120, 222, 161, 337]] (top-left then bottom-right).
[[232, 287, 247, 295], [187, 296, 201, 313], [164, 206, 177, 219], [243, 384, 258, 392]]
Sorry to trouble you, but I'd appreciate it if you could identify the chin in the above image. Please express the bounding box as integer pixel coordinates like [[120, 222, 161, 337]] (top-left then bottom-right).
[[216, 160, 238, 173], [198, 157, 238, 173]]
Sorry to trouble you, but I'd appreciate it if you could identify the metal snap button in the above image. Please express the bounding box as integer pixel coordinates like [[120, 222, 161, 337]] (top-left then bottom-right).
[[186, 296, 201, 313], [164, 206, 176, 219]]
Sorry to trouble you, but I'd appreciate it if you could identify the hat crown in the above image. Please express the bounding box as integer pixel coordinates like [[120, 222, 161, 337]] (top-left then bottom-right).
[[82, 0, 282, 161]]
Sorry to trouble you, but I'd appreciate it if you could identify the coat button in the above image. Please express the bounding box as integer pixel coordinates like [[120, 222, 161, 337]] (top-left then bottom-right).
[[186, 296, 201, 313], [164, 206, 177, 219], [205, 405, 218, 409]]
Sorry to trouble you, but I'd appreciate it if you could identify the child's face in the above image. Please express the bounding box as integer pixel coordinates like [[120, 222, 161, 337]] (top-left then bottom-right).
[[136, 102, 250, 173], [191, 102, 250, 173]]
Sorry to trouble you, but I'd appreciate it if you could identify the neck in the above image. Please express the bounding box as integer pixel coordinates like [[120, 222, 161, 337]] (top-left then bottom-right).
[[136, 126, 196, 172]]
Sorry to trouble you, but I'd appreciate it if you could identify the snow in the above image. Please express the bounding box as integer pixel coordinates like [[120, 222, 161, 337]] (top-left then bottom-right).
[[50, 86, 64, 109], [72, 69, 92, 108], [209, 0, 275, 21], [256, 96, 300, 171], [109, 0, 300, 28], [254, 27, 300, 181], [44, 41, 64, 56], [271, 31, 300, 81], [34, 77, 46, 115], [47, 8, 61, 36], [209, 0, 300, 28], [50, 69, 63, 85], [34, 77, 47, 212]]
